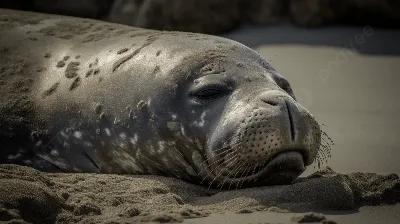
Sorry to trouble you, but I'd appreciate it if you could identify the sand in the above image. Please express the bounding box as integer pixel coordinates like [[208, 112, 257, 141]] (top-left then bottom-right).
[[0, 164, 398, 224]]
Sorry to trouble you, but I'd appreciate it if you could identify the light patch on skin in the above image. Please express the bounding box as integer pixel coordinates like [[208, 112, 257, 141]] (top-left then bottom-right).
[[35, 140, 43, 147], [180, 125, 187, 137], [161, 157, 170, 166], [192, 150, 211, 178], [186, 137, 194, 144], [110, 150, 143, 172], [73, 131, 83, 139], [119, 133, 127, 140], [104, 128, 111, 136], [50, 149, 59, 156], [135, 148, 142, 160], [184, 165, 197, 176], [158, 141, 166, 153], [151, 112, 157, 120], [222, 100, 252, 127], [167, 122, 179, 131], [171, 114, 177, 120], [171, 153, 197, 176], [117, 141, 129, 150], [130, 133, 139, 146], [63, 142, 71, 149], [114, 117, 121, 125], [195, 138, 204, 151], [7, 153, 21, 160], [37, 154, 77, 171], [192, 111, 207, 127], [60, 131, 68, 139], [148, 145, 156, 156], [113, 132, 129, 150], [23, 160, 32, 165], [84, 141, 93, 147]]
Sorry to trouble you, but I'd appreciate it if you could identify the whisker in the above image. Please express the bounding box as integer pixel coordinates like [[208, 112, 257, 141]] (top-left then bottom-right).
[[198, 138, 243, 167], [200, 120, 271, 187], [254, 160, 267, 183], [227, 162, 247, 191], [202, 140, 242, 164], [197, 141, 244, 176], [216, 160, 245, 189], [217, 161, 240, 189], [311, 121, 334, 171], [209, 162, 238, 190], [202, 155, 239, 185], [211, 133, 244, 154], [207, 155, 240, 186], [234, 164, 249, 190], [237, 163, 253, 188]]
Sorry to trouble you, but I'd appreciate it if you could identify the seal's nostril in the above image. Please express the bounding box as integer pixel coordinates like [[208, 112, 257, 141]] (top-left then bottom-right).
[[285, 100, 296, 143]]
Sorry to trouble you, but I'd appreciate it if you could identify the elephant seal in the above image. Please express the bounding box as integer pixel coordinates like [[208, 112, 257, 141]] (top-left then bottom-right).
[[0, 9, 327, 188]]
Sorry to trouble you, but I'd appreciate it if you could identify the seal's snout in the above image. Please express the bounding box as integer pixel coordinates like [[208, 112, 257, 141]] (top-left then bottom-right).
[[258, 92, 298, 143], [235, 92, 319, 165], [234, 105, 298, 165], [206, 89, 321, 186]]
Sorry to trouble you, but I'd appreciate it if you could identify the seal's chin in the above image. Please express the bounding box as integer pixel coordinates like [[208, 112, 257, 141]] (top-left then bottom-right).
[[257, 151, 305, 184], [213, 150, 307, 188]]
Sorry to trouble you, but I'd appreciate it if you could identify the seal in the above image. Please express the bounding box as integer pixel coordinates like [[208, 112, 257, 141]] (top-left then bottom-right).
[[0, 9, 328, 188]]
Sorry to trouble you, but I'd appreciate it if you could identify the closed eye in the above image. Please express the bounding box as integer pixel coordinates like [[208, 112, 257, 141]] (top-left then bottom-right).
[[188, 83, 232, 102], [195, 88, 224, 100]]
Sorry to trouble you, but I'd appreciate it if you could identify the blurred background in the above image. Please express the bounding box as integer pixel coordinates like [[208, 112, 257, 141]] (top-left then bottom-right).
[[1, 0, 399, 175], [1, 0, 400, 33]]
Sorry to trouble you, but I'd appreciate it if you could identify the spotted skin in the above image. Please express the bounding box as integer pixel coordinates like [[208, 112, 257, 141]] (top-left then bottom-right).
[[0, 9, 322, 188]]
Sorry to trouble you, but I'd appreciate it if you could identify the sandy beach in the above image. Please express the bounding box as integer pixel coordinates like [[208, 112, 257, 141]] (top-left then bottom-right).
[[1, 24, 400, 223], [0, 164, 398, 224]]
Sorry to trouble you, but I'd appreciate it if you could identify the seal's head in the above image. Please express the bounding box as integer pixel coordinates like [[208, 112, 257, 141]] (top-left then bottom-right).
[[170, 41, 325, 188]]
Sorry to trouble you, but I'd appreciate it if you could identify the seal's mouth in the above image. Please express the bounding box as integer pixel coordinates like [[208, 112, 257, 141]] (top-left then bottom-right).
[[247, 150, 305, 184], [208, 149, 308, 188]]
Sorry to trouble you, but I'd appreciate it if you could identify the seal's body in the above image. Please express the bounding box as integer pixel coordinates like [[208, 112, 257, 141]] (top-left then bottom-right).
[[0, 9, 322, 188]]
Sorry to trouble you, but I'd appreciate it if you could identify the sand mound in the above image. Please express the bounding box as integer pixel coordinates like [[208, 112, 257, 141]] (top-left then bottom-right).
[[0, 165, 398, 223]]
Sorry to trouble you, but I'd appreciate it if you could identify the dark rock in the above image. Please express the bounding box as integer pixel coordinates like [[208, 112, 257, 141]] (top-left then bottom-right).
[[32, 0, 112, 19], [110, 0, 242, 34], [291, 212, 326, 223], [108, 0, 142, 27], [2, 0, 400, 33], [290, 0, 400, 28], [243, 0, 289, 25]]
